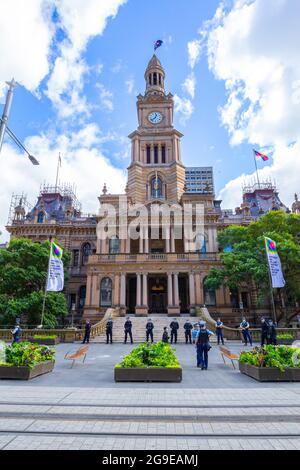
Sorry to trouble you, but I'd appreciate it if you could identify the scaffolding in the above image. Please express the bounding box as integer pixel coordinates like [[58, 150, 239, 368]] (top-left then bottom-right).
[[7, 193, 32, 225], [39, 182, 82, 213], [242, 178, 277, 195]]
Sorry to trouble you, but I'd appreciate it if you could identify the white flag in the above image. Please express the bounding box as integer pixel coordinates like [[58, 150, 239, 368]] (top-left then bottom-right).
[[46, 242, 64, 292], [265, 237, 286, 288]]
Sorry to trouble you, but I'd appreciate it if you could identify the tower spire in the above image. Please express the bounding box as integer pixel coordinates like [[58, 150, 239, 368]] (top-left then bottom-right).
[[144, 54, 165, 96]]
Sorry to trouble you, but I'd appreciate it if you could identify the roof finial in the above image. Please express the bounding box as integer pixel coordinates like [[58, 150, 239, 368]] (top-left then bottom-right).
[[102, 183, 107, 195]]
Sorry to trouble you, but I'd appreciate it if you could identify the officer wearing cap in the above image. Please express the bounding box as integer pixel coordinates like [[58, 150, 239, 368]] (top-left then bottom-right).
[[170, 318, 179, 344]]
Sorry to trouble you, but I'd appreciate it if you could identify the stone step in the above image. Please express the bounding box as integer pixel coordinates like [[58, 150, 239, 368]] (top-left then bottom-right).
[[92, 315, 218, 343]]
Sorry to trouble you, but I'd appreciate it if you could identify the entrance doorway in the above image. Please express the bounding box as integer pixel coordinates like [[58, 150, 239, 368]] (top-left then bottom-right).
[[149, 276, 167, 313], [127, 275, 137, 313], [179, 274, 189, 313]]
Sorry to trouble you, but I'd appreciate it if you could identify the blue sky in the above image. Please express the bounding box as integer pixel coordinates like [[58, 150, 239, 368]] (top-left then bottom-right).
[[0, 0, 299, 240]]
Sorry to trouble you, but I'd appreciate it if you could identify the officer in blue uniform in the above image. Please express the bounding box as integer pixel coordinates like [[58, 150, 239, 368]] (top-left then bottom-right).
[[124, 317, 133, 344], [215, 318, 225, 345], [106, 318, 113, 344], [196, 321, 214, 370], [146, 319, 154, 343], [11, 323, 21, 344], [183, 320, 193, 344], [240, 318, 252, 346], [170, 319, 179, 344]]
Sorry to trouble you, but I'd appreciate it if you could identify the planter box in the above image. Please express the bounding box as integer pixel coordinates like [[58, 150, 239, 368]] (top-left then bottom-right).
[[0, 361, 55, 380], [29, 337, 60, 346], [239, 361, 300, 382], [277, 339, 294, 345], [115, 367, 182, 383]]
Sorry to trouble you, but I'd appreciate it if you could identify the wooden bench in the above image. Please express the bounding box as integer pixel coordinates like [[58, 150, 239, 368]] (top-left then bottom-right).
[[219, 346, 239, 369], [64, 345, 89, 368]]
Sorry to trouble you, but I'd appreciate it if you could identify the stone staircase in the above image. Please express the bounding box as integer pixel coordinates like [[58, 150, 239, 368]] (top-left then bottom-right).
[[92, 314, 217, 343]]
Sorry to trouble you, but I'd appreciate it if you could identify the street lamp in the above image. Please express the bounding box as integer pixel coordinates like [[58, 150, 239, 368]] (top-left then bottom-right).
[[0, 79, 39, 166]]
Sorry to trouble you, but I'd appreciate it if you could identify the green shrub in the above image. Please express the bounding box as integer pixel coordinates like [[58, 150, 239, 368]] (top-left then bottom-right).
[[240, 345, 300, 372], [4, 342, 55, 369], [115, 342, 181, 369], [32, 335, 57, 340], [277, 334, 293, 340]]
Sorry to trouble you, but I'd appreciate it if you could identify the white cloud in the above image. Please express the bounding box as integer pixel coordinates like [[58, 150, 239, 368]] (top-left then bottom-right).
[[125, 78, 135, 95], [187, 39, 202, 69], [182, 74, 196, 99], [0, 126, 126, 241], [174, 95, 194, 125], [97, 84, 114, 112], [190, 0, 300, 208], [46, 0, 127, 117], [0, 0, 54, 101]]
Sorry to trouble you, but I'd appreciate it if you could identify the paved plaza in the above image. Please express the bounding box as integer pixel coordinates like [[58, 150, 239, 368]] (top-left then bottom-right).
[[0, 341, 300, 449]]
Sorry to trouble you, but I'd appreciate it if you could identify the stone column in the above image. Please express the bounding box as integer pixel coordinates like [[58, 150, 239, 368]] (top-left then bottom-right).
[[151, 144, 154, 164], [139, 229, 143, 253], [143, 273, 148, 307], [189, 272, 196, 306], [120, 273, 126, 307], [113, 274, 120, 306], [144, 228, 149, 253], [158, 143, 161, 164], [173, 272, 179, 307], [168, 273, 173, 307], [170, 225, 175, 253], [125, 237, 130, 254], [165, 226, 170, 253], [136, 273, 141, 307]]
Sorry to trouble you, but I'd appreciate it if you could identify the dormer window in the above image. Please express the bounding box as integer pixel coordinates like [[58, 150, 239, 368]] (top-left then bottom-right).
[[37, 212, 44, 224]]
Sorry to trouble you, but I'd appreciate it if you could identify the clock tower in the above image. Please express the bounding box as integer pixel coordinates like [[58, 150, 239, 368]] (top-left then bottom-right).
[[127, 55, 185, 204]]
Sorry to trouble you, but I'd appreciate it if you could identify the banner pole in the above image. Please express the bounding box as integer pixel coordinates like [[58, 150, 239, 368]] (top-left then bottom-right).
[[264, 237, 277, 324], [39, 236, 52, 328]]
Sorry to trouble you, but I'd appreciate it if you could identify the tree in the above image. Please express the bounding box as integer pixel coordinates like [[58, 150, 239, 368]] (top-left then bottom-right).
[[0, 238, 71, 328], [205, 211, 300, 324]]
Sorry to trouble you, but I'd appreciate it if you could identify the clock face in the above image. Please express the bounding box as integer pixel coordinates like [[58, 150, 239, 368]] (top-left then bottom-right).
[[148, 111, 163, 124]]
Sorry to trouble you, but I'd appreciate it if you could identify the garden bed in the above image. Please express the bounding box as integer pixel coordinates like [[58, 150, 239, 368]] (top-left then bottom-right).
[[0, 361, 55, 380], [114, 342, 182, 383], [239, 362, 300, 382], [115, 367, 182, 382], [29, 336, 60, 345]]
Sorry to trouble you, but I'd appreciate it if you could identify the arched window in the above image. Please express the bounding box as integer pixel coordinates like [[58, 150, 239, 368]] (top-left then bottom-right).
[[153, 73, 157, 85], [79, 285, 86, 310], [203, 278, 216, 306], [37, 212, 44, 224], [151, 175, 163, 198], [109, 236, 120, 254], [100, 277, 112, 307], [82, 243, 92, 265]]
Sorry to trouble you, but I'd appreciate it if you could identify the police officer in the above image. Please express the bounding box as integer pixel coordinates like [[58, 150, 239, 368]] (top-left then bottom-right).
[[170, 318, 179, 344], [261, 317, 269, 346], [146, 318, 154, 343], [215, 318, 225, 345], [240, 317, 252, 346], [106, 318, 113, 344], [124, 317, 133, 344], [266, 319, 277, 345], [82, 319, 91, 344], [196, 321, 214, 370], [183, 320, 193, 344], [11, 323, 21, 344]]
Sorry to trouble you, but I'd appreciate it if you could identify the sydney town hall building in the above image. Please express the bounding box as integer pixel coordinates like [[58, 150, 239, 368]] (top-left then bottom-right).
[[7, 55, 296, 326]]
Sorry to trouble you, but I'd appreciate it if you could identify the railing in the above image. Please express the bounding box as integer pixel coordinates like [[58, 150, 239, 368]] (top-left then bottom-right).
[[93, 253, 219, 263], [0, 308, 120, 343]]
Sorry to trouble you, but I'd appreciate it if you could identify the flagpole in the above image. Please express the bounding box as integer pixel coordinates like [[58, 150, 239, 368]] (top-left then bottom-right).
[[55, 153, 61, 191], [264, 238, 277, 324], [253, 150, 261, 188], [39, 236, 52, 328]]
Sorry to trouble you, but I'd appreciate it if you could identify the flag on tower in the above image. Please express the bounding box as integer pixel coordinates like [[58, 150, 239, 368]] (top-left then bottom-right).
[[154, 39, 163, 51], [254, 149, 269, 162]]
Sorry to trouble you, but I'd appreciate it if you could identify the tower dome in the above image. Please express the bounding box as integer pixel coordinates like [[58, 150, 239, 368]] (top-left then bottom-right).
[[144, 54, 165, 96]]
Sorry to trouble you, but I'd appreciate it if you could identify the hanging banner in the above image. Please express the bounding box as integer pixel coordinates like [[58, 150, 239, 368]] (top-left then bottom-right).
[[264, 237, 286, 288], [46, 242, 64, 292]]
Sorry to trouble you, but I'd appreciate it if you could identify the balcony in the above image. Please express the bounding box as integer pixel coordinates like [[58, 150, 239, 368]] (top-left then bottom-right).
[[89, 253, 219, 264]]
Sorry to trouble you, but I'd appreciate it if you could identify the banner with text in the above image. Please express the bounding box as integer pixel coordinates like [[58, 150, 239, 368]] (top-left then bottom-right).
[[264, 237, 286, 288], [46, 242, 64, 292]]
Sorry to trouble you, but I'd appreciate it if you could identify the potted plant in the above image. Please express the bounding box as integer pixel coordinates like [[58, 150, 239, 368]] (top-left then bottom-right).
[[115, 342, 182, 382], [239, 345, 300, 382], [0, 342, 55, 380], [29, 334, 60, 346], [276, 333, 294, 345]]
